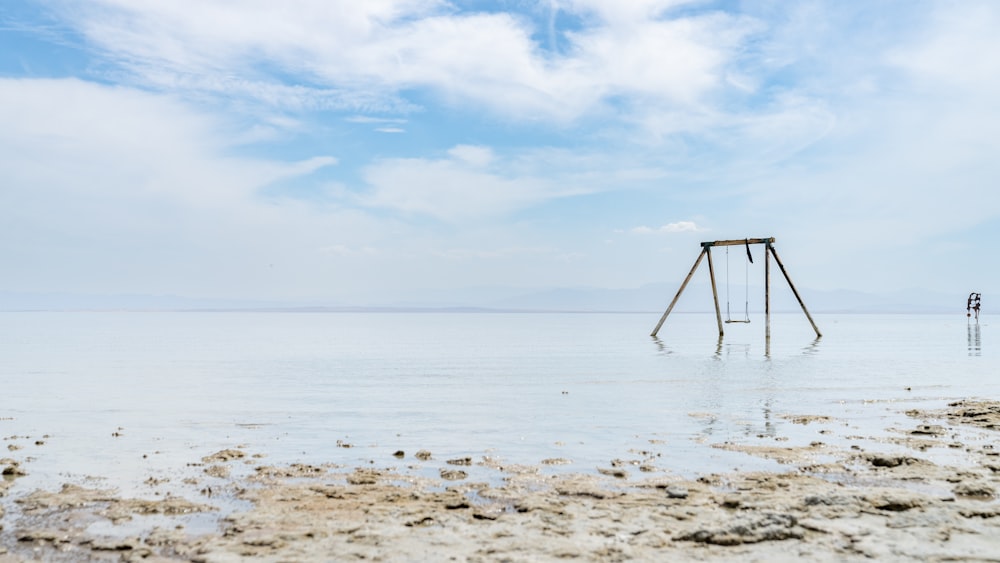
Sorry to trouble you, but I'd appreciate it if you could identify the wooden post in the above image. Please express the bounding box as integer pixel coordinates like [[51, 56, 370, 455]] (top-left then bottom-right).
[[706, 247, 724, 337], [702, 238, 775, 247], [765, 240, 771, 341], [651, 248, 706, 337], [768, 245, 822, 338]]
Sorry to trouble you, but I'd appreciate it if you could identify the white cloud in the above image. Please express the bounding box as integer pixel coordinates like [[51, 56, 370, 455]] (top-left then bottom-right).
[[0, 78, 338, 207], [447, 145, 494, 167], [354, 144, 668, 221], [631, 221, 703, 234], [431, 246, 554, 260], [347, 115, 408, 124], [0, 78, 396, 298], [886, 2, 1000, 97], [358, 153, 555, 221], [54, 0, 751, 124], [562, 0, 692, 24], [319, 244, 379, 256]]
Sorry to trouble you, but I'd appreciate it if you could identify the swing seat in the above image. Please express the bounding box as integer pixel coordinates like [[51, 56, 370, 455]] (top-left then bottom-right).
[[725, 319, 751, 324]]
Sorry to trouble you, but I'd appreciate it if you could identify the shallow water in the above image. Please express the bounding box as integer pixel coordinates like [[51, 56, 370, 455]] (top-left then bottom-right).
[[1, 312, 996, 496]]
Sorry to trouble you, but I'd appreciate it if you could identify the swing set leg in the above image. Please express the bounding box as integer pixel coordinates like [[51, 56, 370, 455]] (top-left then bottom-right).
[[769, 245, 822, 338], [706, 247, 724, 337], [651, 248, 708, 337]]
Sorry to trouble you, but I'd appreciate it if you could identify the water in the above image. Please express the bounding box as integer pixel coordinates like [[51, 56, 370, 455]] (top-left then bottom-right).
[[1, 312, 996, 499]]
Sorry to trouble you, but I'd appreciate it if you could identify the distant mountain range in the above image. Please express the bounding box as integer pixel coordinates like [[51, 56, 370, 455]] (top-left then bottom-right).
[[0, 284, 970, 314], [486, 283, 963, 314]]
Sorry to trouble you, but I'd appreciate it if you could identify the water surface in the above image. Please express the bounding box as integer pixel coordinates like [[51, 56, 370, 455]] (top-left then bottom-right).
[[1, 312, 995, 494]]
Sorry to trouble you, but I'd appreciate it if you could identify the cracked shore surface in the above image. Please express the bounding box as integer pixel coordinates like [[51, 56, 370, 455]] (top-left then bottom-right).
[[2, 400, 1000, 562]]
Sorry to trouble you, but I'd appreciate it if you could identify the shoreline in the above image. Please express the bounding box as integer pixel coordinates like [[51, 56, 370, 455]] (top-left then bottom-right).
[[3, 400, 1000, 561]]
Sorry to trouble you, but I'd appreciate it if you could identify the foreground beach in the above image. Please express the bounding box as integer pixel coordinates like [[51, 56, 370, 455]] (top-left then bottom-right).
[[3, 399, 1000, 562]]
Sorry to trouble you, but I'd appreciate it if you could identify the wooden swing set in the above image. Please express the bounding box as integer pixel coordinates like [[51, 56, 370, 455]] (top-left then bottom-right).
[[651, 237, 821, 339]]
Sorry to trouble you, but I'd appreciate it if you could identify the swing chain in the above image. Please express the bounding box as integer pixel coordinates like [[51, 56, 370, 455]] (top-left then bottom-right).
[[724, 242, 752, 324]]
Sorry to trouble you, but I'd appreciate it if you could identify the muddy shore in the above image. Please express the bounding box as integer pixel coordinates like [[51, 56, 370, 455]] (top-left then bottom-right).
[[3, 400, 1000, 562]]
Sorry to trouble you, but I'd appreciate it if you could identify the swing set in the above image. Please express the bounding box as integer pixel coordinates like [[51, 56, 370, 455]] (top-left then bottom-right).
[[651, 237, 821, 339]]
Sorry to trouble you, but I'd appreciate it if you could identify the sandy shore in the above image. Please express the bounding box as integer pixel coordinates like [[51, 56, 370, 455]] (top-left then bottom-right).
[[3, 400, 1000, 562]]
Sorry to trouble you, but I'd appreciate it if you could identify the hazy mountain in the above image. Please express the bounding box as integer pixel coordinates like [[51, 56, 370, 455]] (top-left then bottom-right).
[[0, 292, 292, 311], [490, 284, 964, 314], [0, 285, 969, 314]]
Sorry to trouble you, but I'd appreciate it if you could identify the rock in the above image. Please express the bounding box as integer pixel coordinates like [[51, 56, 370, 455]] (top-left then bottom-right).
[[865, 454, 925, 468], [440, 469, 467, 481], [721, 495, 742, 509], [346, 469, 381, 485], [665, 485, 689, 499], [676, 512, 802, 545], [867, 491, 929, 512], [103, 496, 215, 523], [802, 494, 862, 508], [1, 460, 26, 476], [952, 482, 995, 499], [554, 476, 619, 499], [946, 400, 1000, 430], [415, 450, 432, 460], [540, 458, 572, 465], [204, 465, 230, 479], [596, 467, 627, 479], [446, 457, 472, 466], [959, 507, 1000, 518], [254, 464, 325, 479], [201, 449, 245, 463], [911, 424, 945, 436]]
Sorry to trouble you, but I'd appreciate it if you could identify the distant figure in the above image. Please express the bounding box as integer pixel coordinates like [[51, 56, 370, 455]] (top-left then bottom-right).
[[967, 292, 981, 321]]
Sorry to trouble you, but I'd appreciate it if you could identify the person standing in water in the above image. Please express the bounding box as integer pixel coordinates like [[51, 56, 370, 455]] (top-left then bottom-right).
[[967, 292, 981, 321]]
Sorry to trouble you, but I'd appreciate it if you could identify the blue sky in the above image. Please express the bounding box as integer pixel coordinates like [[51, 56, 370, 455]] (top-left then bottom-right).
[[2, 1, 999, 305]]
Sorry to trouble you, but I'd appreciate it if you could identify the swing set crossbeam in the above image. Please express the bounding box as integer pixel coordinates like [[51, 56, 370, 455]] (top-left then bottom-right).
[[701, 237, 775, 248], [650, 237, 821, 340]]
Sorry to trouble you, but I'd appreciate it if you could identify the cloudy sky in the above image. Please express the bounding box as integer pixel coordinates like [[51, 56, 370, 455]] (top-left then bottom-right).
[[2, 1, 999, 305]]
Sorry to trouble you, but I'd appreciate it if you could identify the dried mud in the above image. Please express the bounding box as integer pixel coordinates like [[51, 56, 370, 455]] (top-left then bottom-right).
[[2, 401, 1000, 561]]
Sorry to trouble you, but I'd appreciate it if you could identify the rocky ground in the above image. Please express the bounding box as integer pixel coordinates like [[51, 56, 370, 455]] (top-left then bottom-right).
[[2, 400, 1000, 562]]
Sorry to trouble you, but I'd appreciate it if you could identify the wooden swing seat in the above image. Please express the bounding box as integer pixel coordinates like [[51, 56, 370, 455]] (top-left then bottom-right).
[[725, 319, 751, 324]]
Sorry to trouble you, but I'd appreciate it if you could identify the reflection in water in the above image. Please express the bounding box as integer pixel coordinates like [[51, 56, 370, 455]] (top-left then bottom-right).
[[653, 333, 825, 360], [760, 401, 775, 438], [802, 337, 822, 356], [716, 342, 751, 359], [968, 323, 982, 357], [650, 335, 670, 355], [653, 333, 821, 444]]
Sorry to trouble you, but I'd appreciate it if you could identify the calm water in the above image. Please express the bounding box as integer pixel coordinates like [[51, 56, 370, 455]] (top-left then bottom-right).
[[1, 312, 996, 496]]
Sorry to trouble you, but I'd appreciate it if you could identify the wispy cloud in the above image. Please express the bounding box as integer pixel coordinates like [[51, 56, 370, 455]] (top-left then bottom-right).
[[346, 116, 408, 124], [353, 144, 664, 221], [630, 221, 704, 235], [54, 0, 749, 126]]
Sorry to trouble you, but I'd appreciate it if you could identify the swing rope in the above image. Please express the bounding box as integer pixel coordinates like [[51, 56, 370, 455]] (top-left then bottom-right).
[[724, 244, 751, 324]]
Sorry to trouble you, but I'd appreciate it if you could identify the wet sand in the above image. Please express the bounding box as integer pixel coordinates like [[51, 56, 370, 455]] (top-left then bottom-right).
[[3, 400, 1000, 562]]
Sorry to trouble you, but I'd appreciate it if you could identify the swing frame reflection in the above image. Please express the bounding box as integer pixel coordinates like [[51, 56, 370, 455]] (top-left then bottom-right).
[[651, 237, 822, 340]]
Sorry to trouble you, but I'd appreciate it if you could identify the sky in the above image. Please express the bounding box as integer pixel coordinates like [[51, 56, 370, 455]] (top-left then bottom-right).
[[2, 0, 999, 306]]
